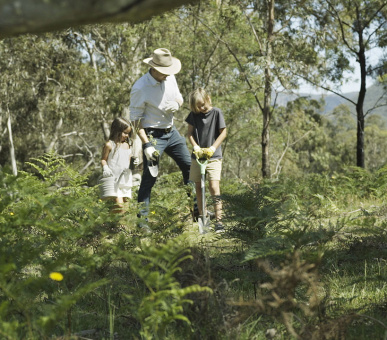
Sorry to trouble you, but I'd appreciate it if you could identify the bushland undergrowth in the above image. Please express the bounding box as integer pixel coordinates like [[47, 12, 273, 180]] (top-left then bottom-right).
[[0, 153, 386, 339]]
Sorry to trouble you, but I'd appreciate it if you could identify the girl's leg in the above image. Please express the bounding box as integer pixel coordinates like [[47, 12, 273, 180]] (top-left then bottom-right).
[[113, 197, 124, 214], [208, 180, 222, 222]]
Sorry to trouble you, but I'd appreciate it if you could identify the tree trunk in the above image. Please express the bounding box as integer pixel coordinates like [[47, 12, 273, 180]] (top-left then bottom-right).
[[261, 0, 274, 179], [7, 109, 17, 176], [356, 32, 367, 168]]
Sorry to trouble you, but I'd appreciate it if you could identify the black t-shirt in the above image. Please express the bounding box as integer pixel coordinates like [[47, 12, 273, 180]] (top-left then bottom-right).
[[185, 107, 226, 160]]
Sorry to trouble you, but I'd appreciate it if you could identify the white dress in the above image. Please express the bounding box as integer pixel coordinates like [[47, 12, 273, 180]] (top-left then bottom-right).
[[107, 141, 132, 198]]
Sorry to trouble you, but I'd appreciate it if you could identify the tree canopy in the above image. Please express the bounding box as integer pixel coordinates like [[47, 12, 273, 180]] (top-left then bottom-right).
[[0, 0, 386, 178]]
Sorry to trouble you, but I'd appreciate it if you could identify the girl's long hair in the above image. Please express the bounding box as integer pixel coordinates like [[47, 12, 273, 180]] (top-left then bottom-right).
[[109, 117, 133, 146]]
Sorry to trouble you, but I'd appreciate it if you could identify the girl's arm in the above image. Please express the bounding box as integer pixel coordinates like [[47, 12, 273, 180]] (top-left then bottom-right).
[[212, 127, 227, 150], [101, 141, 112, 167], [128, 144, 132, 168]]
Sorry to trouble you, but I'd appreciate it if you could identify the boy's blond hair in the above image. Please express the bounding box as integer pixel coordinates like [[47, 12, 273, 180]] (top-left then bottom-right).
[[189, 88, 212, 113]]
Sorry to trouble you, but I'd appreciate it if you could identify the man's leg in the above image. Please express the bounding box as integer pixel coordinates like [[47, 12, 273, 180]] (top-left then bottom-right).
[[164, 129, 199, 218], [137, 162, 157, 217], [164, 129, 191, 184], [137, 134, 167, 221]]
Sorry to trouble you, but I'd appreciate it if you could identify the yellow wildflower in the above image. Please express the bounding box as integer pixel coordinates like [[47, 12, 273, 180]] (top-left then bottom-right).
[[10, 212, 14, 216], [49, 272, 64, 281]]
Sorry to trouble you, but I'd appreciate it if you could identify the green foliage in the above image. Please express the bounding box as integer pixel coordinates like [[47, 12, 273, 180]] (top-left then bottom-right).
[[332, 165, 387, 199], [123, 237, 212, 339], [0, 153, 112, 337], [0, 152, 387, 338], [0, 153, 210, 338], [219, 169, 387, 339]]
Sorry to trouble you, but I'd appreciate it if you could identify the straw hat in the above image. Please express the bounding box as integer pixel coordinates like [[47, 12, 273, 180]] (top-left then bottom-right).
[[143, 48, 181, 75]]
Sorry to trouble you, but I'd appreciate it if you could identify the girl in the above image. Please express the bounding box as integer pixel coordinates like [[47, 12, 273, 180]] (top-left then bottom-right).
[[101, 117, 133, 213], [185, 88, 227, 233]]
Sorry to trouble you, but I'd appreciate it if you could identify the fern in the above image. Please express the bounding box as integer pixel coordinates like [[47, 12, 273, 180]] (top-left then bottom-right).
[[0, 154, 113, 338], [123, 236, 212, 339], [24, 152, 88, 194]]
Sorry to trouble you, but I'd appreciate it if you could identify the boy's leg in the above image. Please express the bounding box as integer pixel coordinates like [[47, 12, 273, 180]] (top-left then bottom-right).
[[208, 180, 222, 221], [207, 159, 223, 228]]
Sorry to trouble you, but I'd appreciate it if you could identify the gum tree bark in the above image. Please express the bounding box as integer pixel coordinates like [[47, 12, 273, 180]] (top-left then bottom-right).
[[6, 108, 17, 176], [261, 0, 274, 178]]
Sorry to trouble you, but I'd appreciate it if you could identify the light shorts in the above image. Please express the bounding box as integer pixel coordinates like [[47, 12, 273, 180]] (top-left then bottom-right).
[[189, 158, 222, 182]]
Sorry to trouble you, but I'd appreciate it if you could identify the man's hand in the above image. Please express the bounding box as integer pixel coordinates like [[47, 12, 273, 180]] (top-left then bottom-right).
[[102, 165, 114, 177], [144, 145, 158, 161], [164, 101, 179, 114]]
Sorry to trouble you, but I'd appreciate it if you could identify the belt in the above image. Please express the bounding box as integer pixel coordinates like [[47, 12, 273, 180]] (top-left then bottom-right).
[[145, 126, 173, 134]]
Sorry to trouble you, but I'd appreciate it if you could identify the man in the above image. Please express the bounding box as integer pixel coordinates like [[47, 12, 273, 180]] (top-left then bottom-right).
[[130, 48, 195, 228]]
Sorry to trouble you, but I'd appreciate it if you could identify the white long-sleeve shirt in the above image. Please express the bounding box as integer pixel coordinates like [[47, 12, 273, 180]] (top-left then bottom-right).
[[129, 71, 183, 129]]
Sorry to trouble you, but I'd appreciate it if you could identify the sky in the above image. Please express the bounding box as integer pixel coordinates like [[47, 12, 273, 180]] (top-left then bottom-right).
[[298, 47, 385, 95]]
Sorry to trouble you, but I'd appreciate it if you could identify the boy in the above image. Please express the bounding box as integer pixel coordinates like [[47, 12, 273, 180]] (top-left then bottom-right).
[[186, 88, 227, 233]]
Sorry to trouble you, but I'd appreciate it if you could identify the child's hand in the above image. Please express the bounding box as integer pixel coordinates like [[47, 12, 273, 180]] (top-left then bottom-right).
[[193, 145, 204, 159], [202, 146, 216, 159], [103, 165, 114, 177]]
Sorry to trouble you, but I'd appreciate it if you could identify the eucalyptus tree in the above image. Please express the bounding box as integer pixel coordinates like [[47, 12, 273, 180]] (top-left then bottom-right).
[[365, 114, 387, 170], [63, 24, 150, 169], [0, 23, 160, 173], [187, 0, 326, 178], [0, 33, 87, 172], [302, 0, 387, 168], [327, 104, 357, 168], [271, 97, 334, 176]]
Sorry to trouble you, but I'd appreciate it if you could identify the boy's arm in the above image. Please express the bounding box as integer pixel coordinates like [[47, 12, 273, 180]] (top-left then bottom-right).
[[212, 127, 227, 150], [187, 124, 199, 148]]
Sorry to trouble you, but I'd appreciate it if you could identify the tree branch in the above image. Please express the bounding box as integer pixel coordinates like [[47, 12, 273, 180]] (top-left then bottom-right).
[[294, 71, 357, 106], [193, 13, 264, 111], [0, 0, 197, 38]]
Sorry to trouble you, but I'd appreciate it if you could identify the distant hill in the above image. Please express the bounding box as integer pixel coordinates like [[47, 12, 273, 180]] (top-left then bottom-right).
[[275, 82, 386, 119]]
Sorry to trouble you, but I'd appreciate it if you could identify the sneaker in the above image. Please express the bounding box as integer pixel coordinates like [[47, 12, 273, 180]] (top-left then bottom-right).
[[192, 204, 200, 222], [208, 211, 215, 220], [214, 222, 225, 233], [137, 218, 152, 234]]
